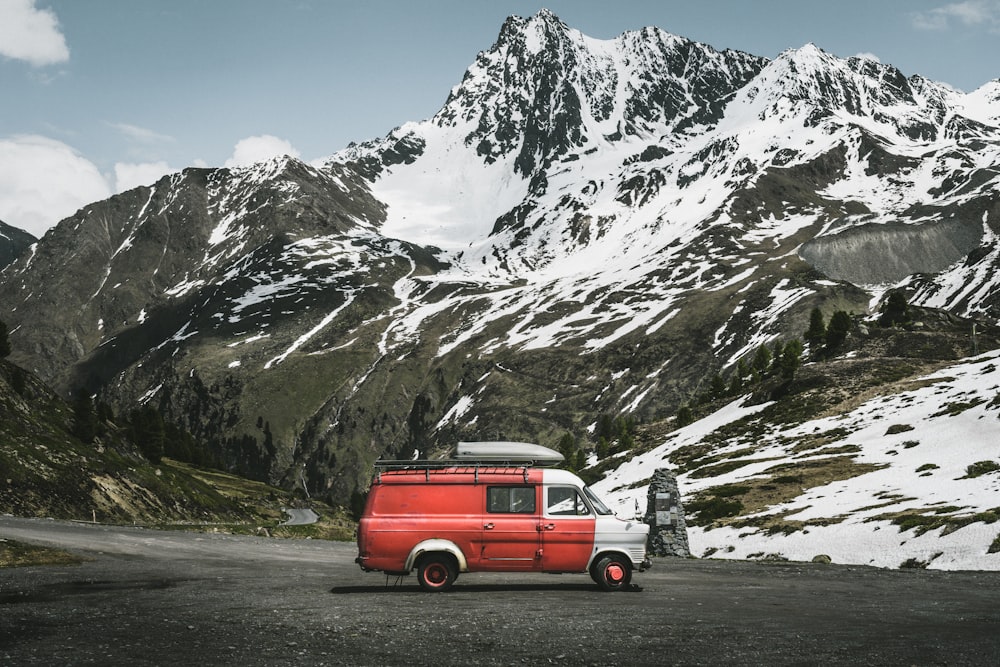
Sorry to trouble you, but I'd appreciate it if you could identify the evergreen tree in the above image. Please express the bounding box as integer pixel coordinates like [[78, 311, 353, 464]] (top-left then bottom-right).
[[130, 406, 165, 463], [595, 437, 610, 459], [96, 400, 115, 424], [728, 370, 743, 395], [71, 389, 98, 444], [675, 404, 694, 427], [770, 341, 786, 375], [349, 489, 367, 522], [557, 432, 576, 460], [709, 373, 727, 398], [778, 339, 804, 380], [804, 308, 826, 348], [556, 432, 581, 469], [732, 359, 750, 391], [752, 344, 772, 377], [0, 319, 10, 358], [11, 366, 27, 397], [595, 413, 615, 441], [825, 310, 852, 351], [879, 290, 910, 327]]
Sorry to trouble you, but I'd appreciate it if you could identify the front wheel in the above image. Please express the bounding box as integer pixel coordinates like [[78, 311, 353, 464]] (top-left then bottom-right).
[[591, 555, 632, 592], [416, 554, 457, 592]]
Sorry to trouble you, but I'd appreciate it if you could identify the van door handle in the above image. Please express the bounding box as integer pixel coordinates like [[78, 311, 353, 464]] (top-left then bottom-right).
[[484, 523, 495, 530], [540, 523, 555, 531]]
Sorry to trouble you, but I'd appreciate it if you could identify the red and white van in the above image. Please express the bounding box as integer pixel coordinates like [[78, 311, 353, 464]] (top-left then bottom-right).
[[355, 442, 651, 592]]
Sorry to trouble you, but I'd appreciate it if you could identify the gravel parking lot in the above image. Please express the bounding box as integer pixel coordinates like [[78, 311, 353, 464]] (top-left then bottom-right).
[[2, 516, 999, 665]]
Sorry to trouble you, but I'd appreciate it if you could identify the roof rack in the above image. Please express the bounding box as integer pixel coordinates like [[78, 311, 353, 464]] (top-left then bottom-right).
[[373, 460, 533, 484]]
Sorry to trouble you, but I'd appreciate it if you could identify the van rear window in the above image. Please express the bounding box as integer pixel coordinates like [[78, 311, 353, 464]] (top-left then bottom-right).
[[487, 486, 536, 514]]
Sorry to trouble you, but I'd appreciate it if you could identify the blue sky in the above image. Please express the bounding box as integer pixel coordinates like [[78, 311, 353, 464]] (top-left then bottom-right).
[[2, 0, 999, 238]]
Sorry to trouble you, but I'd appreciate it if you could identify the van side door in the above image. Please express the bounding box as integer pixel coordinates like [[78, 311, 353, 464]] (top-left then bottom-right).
[[539, 485, 596, 573], [479, 485, 541, 571]]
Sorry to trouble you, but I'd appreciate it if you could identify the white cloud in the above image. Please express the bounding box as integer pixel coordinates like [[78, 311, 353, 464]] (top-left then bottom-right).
[[114, 161, 177, 193], [108, 122, 175, 145], [0, 0, 70, 66], [0, 135, 111, 238], [854, 52, 881, 63], [224, 135, 300, 168], [912, 1, 1000, 32]]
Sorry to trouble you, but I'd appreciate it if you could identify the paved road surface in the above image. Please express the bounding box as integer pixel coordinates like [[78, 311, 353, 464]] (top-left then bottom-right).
[[2, 516, 999, 665], [281, 508, 319, 526]]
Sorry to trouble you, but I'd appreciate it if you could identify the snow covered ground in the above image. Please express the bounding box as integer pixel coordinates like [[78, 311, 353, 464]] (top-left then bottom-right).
[[593, 349, 1000, 570]]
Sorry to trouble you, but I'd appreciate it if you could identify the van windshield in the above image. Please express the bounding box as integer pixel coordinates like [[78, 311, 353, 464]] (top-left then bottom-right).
[[583, 486, 613, 516]]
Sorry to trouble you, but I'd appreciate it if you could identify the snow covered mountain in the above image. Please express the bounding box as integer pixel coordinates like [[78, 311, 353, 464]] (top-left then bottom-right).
[[595, 328, 1000, 571], [1, 11, 998, 567]]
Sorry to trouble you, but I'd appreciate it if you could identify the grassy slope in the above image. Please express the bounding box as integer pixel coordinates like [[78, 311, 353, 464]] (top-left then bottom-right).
[[0, 359, 355, 555]]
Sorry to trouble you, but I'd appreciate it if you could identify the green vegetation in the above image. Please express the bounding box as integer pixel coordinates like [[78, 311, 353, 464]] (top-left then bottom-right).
[[0, 539, 85, 568], [590, 413, 637, 461], [685, 496, 744, 524], [804, 307, 826, 349], [931, 398, 987, 418], [0, 318, 10, 358], [556, 432, 586, 471], [879, 290, 911, 327], [824, 310, 852, 352], [963, 461, 1000, 478], [886, 507, 1000, 536]]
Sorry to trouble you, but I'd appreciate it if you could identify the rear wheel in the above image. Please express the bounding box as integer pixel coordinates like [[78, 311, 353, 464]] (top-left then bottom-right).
[[416, 554, 457, 592], [591, 555, 632, 592]]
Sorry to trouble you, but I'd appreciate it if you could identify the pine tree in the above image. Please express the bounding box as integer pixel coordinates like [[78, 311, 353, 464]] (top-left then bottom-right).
[[557, 432, 580, 469], [0, 319, 10, 358], [130, 406, 165, 463], [709, 373, 727, 398], [11, 366, 27, 396], [675, 404, 694, 427], [596, 437, 610, 459], [752, 344, 772, 377], [879, 290, 910, 327], [779, 339, 804, 380], [595, 414, 615, 441], [770, 341, 785, 375], [71, 389, 98, 444], [805, 308, 826, 348], [728, 371, 743, 395], [825, 310, 852, 351]]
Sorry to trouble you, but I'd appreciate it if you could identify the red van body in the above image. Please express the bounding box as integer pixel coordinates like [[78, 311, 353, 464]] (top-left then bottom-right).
[[355, 448, 650, 592]]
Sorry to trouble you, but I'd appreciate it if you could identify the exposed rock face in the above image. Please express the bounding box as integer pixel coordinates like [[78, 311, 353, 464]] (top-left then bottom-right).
[[798, 217, 986, 285], [0, 221, 36, 271]]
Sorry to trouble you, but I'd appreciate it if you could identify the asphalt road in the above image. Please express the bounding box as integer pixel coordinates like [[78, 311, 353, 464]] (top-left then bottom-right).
[[281, 508, 320, 526], [2, 516, 999, 666]]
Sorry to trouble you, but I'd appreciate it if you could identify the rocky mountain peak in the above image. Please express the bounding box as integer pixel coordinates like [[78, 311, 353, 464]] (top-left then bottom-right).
[[0, 220, 36, 271]]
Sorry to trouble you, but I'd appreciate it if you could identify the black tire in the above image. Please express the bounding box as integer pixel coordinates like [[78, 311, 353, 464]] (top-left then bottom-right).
[[591, 555, 632, 592], [416, 554, 457, 592]]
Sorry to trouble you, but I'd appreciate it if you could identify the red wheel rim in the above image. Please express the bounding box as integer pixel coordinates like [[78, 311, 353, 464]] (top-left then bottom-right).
[[605, 564, 625, 583], [425, 563, 448, 587]]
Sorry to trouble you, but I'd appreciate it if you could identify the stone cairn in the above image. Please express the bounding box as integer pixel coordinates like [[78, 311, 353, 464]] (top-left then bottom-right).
[[644, 468, 690, 558]]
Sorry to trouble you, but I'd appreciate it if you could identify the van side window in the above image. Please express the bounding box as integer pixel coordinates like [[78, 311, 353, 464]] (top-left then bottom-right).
[[487, 486, 536, 514], [546, 487, 591, 516]]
